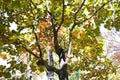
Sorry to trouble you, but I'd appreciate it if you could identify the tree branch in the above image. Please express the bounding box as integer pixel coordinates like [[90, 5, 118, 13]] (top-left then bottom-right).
[[76, 0, 111, 25], [74, 0, 86, 20], [70, 0, 86, 31], [67, 31, 72, 57], [37, 59, 59, 74], [13, 39, 59, 74], [57, 0, 65, 32], [32, 25, 43, 59], [37, 58, 69, 75], [67, 23, 76, 59], [30, 0, 43, 9], [67, 0, 86, 59], [22, 44, 59, 74], [48, 11, 60, 55], [21, 45, 39, 59], [30, 0, 37, 9]]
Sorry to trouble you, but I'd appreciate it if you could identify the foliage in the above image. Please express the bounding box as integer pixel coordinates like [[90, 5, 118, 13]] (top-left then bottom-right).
[[0, 0, 120, 79]]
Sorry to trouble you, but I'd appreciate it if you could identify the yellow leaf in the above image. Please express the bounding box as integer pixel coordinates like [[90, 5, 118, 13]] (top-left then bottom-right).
[[0, 52, 7, 59]]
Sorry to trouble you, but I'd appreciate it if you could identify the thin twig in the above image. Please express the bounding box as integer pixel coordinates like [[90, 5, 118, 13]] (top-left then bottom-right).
[[32, 25, 43, 59], [68, 0, 86, 58], [74, 0, 86, 20], [76, 0, 111, 25], [21, 45, 39, 59], [30, 0, 37, 9], [71, 0, 86, 31], [57, 0, 65, 32]]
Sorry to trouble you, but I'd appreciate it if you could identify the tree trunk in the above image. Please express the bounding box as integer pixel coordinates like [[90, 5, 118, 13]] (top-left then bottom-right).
[[37, 53, 69, 80], [58, 64, 68, 80], [47, 49, 54, 80], [57, 48, 69, 80]]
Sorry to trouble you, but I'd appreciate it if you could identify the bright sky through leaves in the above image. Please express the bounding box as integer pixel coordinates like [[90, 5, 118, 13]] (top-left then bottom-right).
[[9, 22, 18, 31]]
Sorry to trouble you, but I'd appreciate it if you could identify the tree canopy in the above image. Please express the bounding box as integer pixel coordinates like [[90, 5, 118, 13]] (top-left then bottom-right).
[[0, 0, 120, 80]]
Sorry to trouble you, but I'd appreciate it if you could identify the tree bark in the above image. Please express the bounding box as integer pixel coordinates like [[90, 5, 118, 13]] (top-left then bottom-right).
[[47, 49, 54, 80], [37, 57, 69, 80], [58, 64, 68, 80]]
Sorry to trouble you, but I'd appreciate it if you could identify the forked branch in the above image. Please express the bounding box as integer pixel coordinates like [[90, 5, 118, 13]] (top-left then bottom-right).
[[76, 0, 111, 25], [71, 0, 86, 31], [37, 59, 59, 74], [68, 0, 86, 58], [21, 44, 59, 74], [74, 0, 86, 20]]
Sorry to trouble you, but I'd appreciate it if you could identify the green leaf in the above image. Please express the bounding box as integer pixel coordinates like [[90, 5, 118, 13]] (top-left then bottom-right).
[[4, 72, 11, 78], [20, 64, 27, 73]]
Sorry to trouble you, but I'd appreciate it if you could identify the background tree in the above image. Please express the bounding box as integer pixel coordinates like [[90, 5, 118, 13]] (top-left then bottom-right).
[[0, 0, 120, 80]]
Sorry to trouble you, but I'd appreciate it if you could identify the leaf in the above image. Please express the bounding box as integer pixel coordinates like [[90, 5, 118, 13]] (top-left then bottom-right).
[[0, 0, 118, 79], [20, 64, 27, 73], [0, 52, 7, 59], [3, 72, 11, 78]]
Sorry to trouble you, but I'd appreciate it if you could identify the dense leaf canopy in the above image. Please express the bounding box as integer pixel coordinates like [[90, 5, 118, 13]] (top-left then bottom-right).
[[0, 0, 120, 79]]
